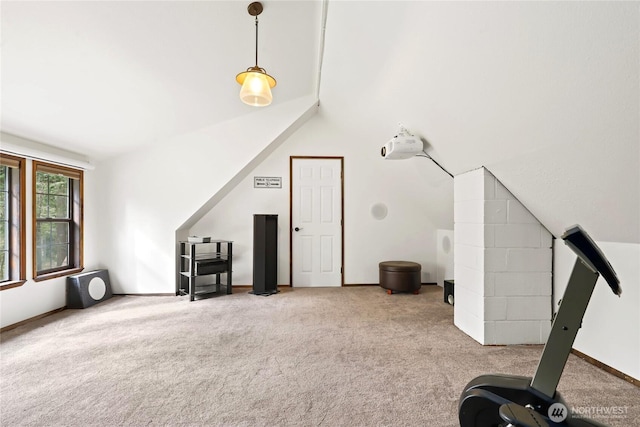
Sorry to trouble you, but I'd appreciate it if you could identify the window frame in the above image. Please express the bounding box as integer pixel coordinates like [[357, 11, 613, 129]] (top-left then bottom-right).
[[32, 161, 83, 281], [0, 153, 26, 290]]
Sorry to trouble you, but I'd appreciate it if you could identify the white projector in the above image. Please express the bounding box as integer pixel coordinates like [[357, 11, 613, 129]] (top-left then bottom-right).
[[381, 134, 423, 159]]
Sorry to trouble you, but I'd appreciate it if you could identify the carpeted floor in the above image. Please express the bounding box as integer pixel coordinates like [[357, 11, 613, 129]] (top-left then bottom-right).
[[1, 285, 638, 426]]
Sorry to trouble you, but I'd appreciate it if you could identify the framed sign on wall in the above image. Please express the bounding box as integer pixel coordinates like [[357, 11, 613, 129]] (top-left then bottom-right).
[[254, 176, 282, 188]]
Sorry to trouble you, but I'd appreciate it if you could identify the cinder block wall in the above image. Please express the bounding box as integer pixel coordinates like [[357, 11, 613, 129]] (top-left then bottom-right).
[[454, 167, 552, 345]]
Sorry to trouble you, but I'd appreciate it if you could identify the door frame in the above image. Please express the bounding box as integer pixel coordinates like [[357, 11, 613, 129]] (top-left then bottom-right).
[[289, 156, 344, 287]]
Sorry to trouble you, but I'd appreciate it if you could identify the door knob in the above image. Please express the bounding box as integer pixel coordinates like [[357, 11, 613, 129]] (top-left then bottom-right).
[[294, 227, 302, 232]]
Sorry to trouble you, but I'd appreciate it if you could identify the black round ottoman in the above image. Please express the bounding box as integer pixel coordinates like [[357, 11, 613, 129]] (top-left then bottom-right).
[[379, 261, 422, 294]]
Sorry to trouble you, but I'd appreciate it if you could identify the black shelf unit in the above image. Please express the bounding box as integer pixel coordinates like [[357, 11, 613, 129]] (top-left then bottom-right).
[[177, 240, 233, 301], [253, 215, 278, 295]]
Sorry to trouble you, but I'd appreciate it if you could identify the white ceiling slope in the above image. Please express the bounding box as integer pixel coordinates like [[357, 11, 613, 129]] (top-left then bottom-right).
[[1, 0, 321, 159], [317, 1, 639, 243], [2, 1, 639, 244]]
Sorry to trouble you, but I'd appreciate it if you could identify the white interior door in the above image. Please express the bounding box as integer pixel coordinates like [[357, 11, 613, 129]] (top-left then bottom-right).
[[291, 157, 343, 287]]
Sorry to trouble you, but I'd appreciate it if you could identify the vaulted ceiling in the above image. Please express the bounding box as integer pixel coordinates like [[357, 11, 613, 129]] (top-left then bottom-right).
[[2, 1, 638, 244], [1, 0, 322, 159]]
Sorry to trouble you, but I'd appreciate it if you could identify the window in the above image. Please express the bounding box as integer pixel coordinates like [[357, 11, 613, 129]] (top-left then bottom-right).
[[0, 153, 26, 290], [33, 161, 83, 280]]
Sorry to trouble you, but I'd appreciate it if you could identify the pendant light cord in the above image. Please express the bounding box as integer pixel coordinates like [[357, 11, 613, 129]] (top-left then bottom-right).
[[255, 16, 259, 67]]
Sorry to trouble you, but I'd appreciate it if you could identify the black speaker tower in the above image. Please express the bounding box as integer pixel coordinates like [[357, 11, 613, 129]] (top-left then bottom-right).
[[252, 214, 278, 295]]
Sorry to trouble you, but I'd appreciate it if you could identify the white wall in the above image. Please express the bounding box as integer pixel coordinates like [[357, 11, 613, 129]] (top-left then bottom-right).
[[92, 96, 318, 294], [0, 149, 100, 328], [191, 109, 454, 285], [553, 240, 640, 381]]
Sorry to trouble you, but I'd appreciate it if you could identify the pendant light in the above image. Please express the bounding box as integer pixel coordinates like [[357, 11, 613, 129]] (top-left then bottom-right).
[[236, 2, 276, 107]]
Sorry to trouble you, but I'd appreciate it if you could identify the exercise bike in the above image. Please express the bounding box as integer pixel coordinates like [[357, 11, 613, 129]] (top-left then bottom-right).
[[458, 225, 622, 427]]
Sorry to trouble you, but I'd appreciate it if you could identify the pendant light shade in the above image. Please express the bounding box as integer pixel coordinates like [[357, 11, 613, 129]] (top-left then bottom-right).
[[236, 66, 276, 107], [236, 2, 276, 107]]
